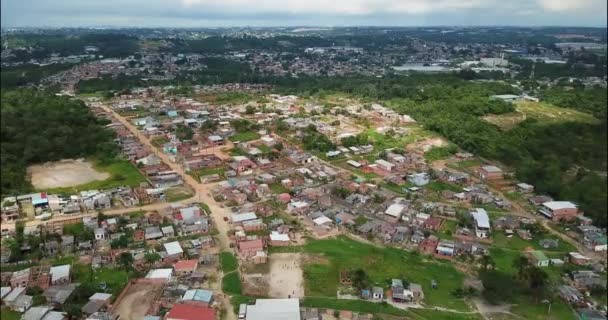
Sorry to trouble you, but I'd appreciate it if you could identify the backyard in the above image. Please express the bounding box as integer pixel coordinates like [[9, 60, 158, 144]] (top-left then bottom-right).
[[229, 131, 260, 142]]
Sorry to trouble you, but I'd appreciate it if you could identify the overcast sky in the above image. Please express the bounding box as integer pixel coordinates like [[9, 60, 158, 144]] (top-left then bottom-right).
[[1, 0, 606, 28]]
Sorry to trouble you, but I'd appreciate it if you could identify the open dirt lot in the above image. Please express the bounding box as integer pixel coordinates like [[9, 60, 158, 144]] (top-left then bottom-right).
[[112, 282, 163, 320], [28, 159, 109, 189], [268, 253, 304, 298]]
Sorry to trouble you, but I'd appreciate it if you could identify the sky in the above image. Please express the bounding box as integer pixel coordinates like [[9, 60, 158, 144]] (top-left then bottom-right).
[[1, 0, 607, 28]]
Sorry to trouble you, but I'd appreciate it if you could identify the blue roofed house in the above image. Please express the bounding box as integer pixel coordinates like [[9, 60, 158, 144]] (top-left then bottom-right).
[[182, 289, 214, 307]]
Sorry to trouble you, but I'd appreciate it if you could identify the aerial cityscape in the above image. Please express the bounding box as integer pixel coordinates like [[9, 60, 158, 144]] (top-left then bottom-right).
[[0, 1, 607, 320]]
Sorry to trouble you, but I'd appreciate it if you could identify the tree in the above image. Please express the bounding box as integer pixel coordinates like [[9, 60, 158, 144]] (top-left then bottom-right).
[[118, 252, 134, 271], [526, 266, 548, 303], [512, 256, 531, 279], [245, 105, 256, 114], [351, 269, 369, 291], [480, 255, 494, 270], [144, 252, 161, 267]]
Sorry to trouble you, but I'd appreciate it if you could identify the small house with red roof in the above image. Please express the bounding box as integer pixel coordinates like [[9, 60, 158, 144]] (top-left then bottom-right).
[[237, 239, 264, 258], [165, 303, 215, 320], [173, 259, 199, 276]]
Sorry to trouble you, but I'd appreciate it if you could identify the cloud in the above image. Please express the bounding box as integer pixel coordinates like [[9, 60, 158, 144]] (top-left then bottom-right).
[[536, 0, 599, 12], [1, 0, 606, 27]]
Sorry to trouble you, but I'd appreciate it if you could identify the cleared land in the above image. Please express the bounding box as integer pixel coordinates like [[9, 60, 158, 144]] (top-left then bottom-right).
[[268, 253, 304, 298], [272, 236, 470, 311], [28, 159, 110, 189], [112, 282, 164, 320], [482, 101, 597, 130], [39, 159, 146, 193]]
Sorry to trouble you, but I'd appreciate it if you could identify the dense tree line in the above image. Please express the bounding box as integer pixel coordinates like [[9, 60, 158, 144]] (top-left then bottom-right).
[[3, 33, 139, 62], [1, 90, 118, 195], [1, 63, 76, 89], [541, 87, 607, 118]]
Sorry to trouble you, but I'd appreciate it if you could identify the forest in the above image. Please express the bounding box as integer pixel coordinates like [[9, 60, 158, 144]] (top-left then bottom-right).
[[0, 90, 118, 196]]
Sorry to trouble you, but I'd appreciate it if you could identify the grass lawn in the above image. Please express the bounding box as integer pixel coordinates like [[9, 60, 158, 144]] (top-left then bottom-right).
[[438, 219, 457, 239], [164, 187, 193, 202], [0, 308, 21, 320], [72, 264, 130, 296], [275, 236, 470, 311], [222, 272, 242, 295], [301, 297, 408, 316], [191, 167, 226, 182], [220, 252, 239, 272], [426, 181, 463, 193], [269, 183, 289, 194], [509, 296, 575, 320], [230, 295, 256, 314], [408, 309, 482, 320], [492, 233, 575, 253], [151, 136, 169, 147], [229, 131, 260, 142], [44, 159, 147, 194], [482, 101, 598, 130], [424, 145, 457, 161]]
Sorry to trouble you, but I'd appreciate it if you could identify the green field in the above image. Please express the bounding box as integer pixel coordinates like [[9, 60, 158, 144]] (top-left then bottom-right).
[[229, 131, 260, 142], [269, 183, 289, 194], [220, 252, 239, 272], [274, 236, 470, 311], [0, 308, 20, 320], [483, 101, 598, 130], [72, 264, 130, 296], [42, 159, 147, 194], [222, 272, 242, 295]]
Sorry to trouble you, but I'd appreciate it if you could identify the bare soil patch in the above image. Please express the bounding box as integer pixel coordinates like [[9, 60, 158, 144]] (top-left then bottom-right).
[[112, 282, 163, 320], [268, 253, 305, 298], [28, 159, 110, 189]]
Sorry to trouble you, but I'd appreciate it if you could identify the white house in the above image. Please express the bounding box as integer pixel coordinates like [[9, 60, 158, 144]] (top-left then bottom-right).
[[471, 208, 491, 238]]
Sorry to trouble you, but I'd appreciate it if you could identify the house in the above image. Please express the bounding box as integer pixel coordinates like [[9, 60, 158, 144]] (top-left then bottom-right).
[[527, 251, 550, 267], [23, 306, 66, 320], [164, 242, 184, 262], [374, 159, 395, 172], [4, 286, 32, 312], [539, 201, 579, 222], [470, 208, 491, 238], [94, 228, 106, 241], [576, 308, 606, 320], [161, 226, 175, 238], [371, 287, 384, 300], [145, 226, 164, 240], [436, 240, 455, 257], [407, 173, 430, 186], [557, 285, 584, 304], [478, 165, 503, 180], [384, 203, 406, 221], [182, 289, 214, 307], [145, 268, 173, 281], [269, 232, 290, 246], [208, 135, 224, 146], [569, 252, 592, 265], [424, 217, 443, 231], [516, 183, 534, 193], [166, 303, 215, 320], [244, 298, 300, 320], [571, 270, 604, 289], [232, 212, 258, 225], [174, 259, 199, 275], [237, 239, 264, 258]]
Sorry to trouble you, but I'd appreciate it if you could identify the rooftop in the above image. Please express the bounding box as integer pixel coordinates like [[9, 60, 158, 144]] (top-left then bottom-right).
[[245, 298, 300, 320], [166, 303, 215, 320]]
